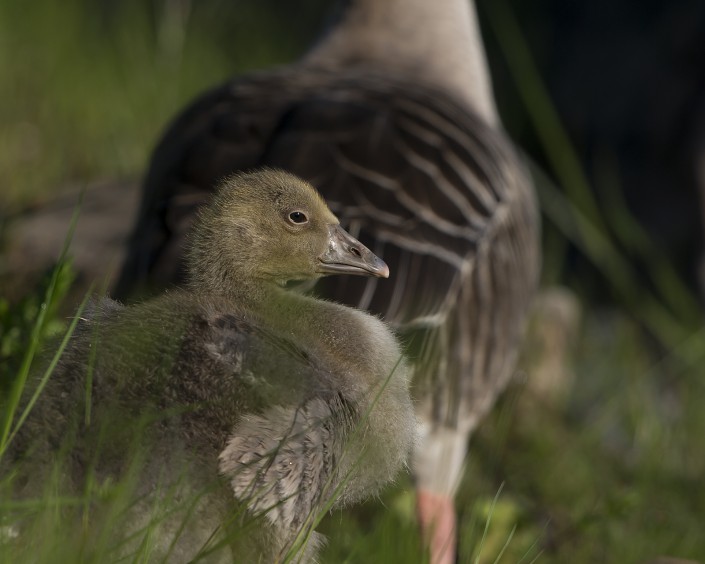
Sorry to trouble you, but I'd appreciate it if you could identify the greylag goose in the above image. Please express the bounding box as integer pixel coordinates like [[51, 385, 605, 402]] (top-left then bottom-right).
[[115, 1, 540, 561], [7, 170, 416, 563]]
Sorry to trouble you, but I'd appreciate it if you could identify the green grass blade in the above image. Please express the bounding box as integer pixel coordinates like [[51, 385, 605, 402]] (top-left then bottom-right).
[[492, 523, 516, 564], [3, 286, 93, 454], [0, 190, 84, 454], [474, 482, 505, 564]]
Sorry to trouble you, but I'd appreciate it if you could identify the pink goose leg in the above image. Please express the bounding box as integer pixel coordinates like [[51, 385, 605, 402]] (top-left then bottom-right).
[[414, 423, 469, 564]]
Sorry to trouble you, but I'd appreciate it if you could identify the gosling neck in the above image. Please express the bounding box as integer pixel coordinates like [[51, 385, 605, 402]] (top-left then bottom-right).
[[302, 0, 498, 125], [191, 273, 285, 306], [214, 277, 386, 386]]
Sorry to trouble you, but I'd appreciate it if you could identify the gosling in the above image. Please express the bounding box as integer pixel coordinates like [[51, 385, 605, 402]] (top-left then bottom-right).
[[7, 169, 416, 563]]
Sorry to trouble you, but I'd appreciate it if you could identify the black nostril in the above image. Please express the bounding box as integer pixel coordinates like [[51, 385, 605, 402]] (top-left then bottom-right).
[[350, 246, 362, 258]]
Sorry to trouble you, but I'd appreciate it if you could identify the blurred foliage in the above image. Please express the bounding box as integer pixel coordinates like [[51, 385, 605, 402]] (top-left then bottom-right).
[[0, 0, 327, 207], [319, 308, 705, 563], [467, 310, 705, 562]]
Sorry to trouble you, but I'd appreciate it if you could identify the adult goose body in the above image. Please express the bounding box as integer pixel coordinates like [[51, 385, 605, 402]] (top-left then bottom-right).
[[115, 1, 541, 561], [7, 170, 415, 563]]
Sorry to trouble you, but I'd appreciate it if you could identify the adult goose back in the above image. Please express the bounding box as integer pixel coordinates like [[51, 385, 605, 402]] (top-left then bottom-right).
[[114, 1, 541, 562]]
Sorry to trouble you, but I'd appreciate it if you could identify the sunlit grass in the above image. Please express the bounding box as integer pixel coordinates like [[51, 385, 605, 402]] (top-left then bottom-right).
[[0, 0, 323, 208]]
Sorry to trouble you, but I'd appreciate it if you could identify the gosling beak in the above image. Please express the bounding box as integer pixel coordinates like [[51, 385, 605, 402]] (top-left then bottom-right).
[[318, 224, 390, 278]]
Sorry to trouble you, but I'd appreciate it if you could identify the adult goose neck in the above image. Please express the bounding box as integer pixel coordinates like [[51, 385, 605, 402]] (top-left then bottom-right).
[[302, 0, 499, 125]]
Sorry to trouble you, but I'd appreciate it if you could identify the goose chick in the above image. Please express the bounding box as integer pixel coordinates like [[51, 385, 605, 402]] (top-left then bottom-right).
[[7, 169, 416, 563]]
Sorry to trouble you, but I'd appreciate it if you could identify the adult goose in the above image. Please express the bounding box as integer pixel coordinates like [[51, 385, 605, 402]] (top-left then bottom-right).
[[7, 170, 416, 563], [115, 0, 541, 561]]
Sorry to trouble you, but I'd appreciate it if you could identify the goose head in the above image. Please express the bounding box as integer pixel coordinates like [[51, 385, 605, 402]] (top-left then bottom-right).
[[187, 169, 388, 293]]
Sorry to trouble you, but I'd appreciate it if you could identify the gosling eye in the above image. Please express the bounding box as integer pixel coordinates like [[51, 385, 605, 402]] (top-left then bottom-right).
[[288, 211, 309, 225]]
